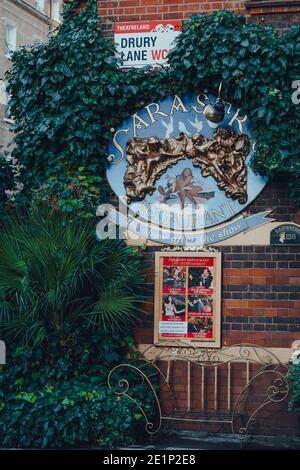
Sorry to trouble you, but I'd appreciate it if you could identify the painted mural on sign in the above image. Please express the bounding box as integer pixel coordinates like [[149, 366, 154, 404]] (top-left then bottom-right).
[[106, 92, 268, 242]]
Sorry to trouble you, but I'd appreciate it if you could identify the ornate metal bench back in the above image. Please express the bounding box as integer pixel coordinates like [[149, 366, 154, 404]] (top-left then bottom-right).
[[108, 343, 289, 440]]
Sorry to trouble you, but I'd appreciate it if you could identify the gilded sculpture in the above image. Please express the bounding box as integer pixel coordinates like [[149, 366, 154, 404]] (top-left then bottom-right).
[[124, 127, 250, 205]]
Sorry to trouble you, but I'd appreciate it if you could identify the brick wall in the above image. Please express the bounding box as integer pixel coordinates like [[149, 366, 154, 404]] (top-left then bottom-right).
[[88, 0, 300, 36], [134, 180, 300, 435], [157, 360, 299, 436], [97, 1, 245, 36], [136, 250, 300, 348], [134, 179, 300, 350], [249, 10, 300, 33]]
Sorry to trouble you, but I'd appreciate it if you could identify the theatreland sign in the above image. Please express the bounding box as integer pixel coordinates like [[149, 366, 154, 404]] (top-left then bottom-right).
[[114, 20, 182, 68], [105, 92, 270, 245]]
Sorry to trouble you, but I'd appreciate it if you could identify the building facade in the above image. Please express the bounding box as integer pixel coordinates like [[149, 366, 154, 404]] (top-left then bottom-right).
[[94, 0, 300, 36], [0, 0, 62, 154], [94, 0, 300, 437]]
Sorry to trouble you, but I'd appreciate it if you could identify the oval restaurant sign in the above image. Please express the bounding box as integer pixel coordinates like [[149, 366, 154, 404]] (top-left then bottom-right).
[[106, 93, 270, 245]]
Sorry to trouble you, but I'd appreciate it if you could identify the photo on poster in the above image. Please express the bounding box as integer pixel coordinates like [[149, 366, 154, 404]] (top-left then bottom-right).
[[163, 265, 186, 291], [187, 316, 213, 338], [188, 295, 213, 315], [188, 266, 214, 291], [162, 294, 186, 319]]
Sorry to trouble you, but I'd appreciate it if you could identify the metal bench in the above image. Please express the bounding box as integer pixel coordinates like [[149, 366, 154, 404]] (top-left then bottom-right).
[[108, 342, 290, 442]]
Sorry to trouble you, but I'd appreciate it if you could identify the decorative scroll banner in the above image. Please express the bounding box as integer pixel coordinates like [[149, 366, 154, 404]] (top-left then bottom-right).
[[98, 209, 274, 246]]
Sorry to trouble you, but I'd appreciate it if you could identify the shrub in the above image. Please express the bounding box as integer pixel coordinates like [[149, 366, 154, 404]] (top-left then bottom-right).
[[0, 210, 145, 347], [0, 326, 155, 448], [288, 362, 300, 415], [0, 154, 14, 217], [0, 375, 137, 448]]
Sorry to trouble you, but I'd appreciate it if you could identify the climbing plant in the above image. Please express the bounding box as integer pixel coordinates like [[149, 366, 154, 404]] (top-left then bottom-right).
[[167, 12, 300, 204], [6, 1, 300, 215], [0, 154, 14, 218]]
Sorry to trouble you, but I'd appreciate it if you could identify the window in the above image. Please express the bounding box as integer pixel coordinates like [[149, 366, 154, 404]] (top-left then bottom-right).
[[35, 0, 45, 12], [51, 0, 61, 22], [5, 24, 17, 59]]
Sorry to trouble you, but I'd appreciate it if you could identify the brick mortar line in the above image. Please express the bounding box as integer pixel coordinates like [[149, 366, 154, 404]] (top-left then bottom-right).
[[224, 315, 300, 322]]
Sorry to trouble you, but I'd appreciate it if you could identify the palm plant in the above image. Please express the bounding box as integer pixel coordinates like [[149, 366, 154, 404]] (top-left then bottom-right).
[[0, 210, 145, 347]]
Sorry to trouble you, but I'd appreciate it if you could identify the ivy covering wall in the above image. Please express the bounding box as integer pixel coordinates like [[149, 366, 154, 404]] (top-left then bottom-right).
[[6, 0, 300, 217]]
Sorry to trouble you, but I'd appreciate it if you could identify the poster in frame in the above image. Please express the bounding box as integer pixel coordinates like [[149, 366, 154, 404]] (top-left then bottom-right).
[[154, 251, 222, 348]]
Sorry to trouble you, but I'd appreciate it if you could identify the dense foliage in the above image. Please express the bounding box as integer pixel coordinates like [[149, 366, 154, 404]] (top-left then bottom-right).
[[0, 155, 14, 217], [0, 3, 163, 450], [6, 2, 300, 214], [0, 383, 136, 448], [0, 210, 145, 347], [167, 13, 300, 203], [0, 327, 154, 448], [288, 362, 300, 416]]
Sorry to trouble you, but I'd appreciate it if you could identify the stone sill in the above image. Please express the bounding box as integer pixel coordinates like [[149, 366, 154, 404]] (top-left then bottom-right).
[[3, 118, 15, 125]]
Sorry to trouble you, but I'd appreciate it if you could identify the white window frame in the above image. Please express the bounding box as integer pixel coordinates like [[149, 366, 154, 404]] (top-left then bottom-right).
[[51, 0, 61, 22], [5, 23, 17, 59], [0, 81, 6, 106], [35, 0, 45, 13]]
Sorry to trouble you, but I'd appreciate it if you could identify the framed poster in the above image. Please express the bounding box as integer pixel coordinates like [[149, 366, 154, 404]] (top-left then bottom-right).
[[154, 252, 222, 348]]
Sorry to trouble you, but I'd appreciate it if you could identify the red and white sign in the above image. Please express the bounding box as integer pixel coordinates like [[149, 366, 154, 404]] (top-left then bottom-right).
[[114, 20, 182, 68], [154, 252, 221, 347]]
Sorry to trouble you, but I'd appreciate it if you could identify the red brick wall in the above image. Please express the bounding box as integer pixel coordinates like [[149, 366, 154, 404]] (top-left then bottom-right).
[[136, 254, 300, 349], [135, 181, 300, 350], [97, 1, 245, 25], [157, 361, 299, 436], [91, 0, 300, 36]]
